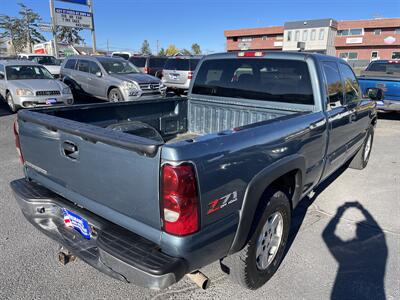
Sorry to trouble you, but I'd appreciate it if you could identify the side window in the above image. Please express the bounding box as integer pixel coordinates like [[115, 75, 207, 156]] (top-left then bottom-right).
[[89, 61, 101, 74], [77, 60, 89, 73], [322, 61, 344, 107], [339, 63, 361, 103], [64, 59, 76, 70], [0, 64, 4, 79]]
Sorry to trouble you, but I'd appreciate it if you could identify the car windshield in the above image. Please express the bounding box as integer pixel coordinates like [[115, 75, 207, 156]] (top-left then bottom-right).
[[100, 59, 140, 74], [6, 65, 54, 80], [367, 62, 400, 73], [29, 56, 60, 66]]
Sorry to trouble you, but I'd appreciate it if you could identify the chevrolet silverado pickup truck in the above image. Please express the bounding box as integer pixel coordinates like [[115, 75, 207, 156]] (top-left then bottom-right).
[[11, 52, 380, 290], [358, 59, 400, 111]]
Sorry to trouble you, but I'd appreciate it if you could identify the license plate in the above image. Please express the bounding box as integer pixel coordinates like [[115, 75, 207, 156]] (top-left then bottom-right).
[[62, 208, 91, 240], [169, 74, 180, 80], [46, 98, 57, 105], [376, 100, 384, 106]]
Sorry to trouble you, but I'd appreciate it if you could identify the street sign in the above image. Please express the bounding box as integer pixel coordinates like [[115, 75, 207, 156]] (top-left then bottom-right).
[[38, 23, 53, 32], [57, 0, 88, 5], [54, 8, 93, 29]]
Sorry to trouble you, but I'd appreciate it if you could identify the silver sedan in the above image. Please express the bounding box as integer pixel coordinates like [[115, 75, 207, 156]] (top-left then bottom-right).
[[0, 60, 74, 113]]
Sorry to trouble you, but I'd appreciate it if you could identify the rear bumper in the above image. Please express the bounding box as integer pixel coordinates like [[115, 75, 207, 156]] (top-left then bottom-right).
[[10, 178, 187, 290], [377, 100, 400, 111]]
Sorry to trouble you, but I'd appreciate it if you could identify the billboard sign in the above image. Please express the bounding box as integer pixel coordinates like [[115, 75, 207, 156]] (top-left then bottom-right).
[[57, 0, 88, 5], [55, 8, 93, 29]]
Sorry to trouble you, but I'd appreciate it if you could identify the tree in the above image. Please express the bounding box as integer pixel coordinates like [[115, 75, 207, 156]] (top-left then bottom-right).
[[56, 26, 84, 45], [165, 44, 179, 56], [191, 43, 201, 55], [0, 15, 23, 54], [18, 3, 45, 52], [158, 47, 165, 56], [140, 39, 152, 55]]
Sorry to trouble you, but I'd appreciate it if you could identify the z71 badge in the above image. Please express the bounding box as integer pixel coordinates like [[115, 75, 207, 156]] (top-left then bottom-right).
[[207, 191, 238, 215]]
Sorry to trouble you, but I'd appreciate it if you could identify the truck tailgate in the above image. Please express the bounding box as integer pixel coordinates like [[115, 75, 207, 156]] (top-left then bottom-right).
[[17, 111, 163, 236]]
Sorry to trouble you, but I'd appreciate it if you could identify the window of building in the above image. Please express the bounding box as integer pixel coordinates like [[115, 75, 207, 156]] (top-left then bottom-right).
[[240, 37, 253, 42], [395, 28, 400, 34], [322, 61, 344, 106], [339, 63, 361, 103], [374, 29, 381, 35], [233, 37, 238, 42], [371, 51, 379, 60], [287, 31, 292, 41], [276, 35, 283, 40], [337, 28, 363, 36], [302, 30, 308, 41], [310, 29, 316, 41], [392, 52, 400, 59], [339, 52, 358, 60], [262, 36, 268, 40], [319, 29, 325, 40], [295, 31, 300, 41]]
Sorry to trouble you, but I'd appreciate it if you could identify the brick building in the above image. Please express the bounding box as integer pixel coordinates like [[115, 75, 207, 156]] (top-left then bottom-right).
[[225, 18, 400, 66]]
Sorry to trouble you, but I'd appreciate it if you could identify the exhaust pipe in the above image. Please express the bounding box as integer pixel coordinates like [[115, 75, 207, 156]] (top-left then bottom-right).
[[186, 271, 210, 290]]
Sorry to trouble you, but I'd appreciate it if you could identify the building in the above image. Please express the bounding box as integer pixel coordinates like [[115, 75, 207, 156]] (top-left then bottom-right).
[[225, 18, 400, 66]]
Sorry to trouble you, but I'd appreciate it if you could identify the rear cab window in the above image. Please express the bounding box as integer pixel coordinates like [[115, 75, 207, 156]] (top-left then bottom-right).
[[129, 57, 146, 68], [367, 61, 400, 73], [192, 58, 314, 105]]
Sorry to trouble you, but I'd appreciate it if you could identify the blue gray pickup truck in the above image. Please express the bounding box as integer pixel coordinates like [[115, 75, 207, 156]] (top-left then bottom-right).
[[11, 52, 380, 290], [358, 60, 400, 111]]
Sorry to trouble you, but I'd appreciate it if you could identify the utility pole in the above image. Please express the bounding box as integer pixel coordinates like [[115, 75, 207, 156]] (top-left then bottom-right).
[[24, 6, 32, 53], [88, 0, 97, 54], [49, 0, 59, 58]]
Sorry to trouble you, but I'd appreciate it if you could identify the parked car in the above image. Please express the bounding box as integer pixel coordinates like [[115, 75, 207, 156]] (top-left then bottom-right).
[[60, 56, 166, 102], [162, 56, 202, 95], [18, 54, 62, 78], [358, 59, 400, 111], [129, 56, 169, 78], [11, 52, 380, 290], [111, 51, 135, 60], [0, 60, 73, 112]]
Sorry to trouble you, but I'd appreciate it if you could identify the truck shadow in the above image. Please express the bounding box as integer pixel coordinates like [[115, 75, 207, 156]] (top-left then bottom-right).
[[286, 165, 387, 300], [0, 100, 13, 117], [378, 111, 400, 121]]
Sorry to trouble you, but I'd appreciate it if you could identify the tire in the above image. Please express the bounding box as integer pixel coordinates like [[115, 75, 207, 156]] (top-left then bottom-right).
[[108, 88, 124, 102], [349, 127, 374, 170], [221, 189, 291, 290], [6, 92, 17, 113]]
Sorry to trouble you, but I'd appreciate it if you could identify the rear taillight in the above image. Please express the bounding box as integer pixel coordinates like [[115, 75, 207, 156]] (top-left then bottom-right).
[[13, 120, 24, 164], [188, 71, 193, 80], [161, 163, 199, 236], [144, 67, 149, 74]]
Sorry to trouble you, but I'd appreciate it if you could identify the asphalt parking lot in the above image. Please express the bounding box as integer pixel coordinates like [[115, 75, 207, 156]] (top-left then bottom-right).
[[0, 99, 399, 300]]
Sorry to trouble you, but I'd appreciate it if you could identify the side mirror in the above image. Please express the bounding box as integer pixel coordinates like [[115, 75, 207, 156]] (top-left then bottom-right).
[[95, 71, 102, 77], [367, 88, 384, 101]]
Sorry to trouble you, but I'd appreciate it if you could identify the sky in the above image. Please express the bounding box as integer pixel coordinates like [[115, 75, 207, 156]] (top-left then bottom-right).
[[1, 0, 399, 53]]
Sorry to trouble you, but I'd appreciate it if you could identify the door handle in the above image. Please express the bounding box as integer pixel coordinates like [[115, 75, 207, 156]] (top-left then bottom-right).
[[62, 141, 79, 160]]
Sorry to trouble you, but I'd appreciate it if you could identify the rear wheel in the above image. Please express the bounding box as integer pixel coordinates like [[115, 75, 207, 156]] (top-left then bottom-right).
[[108, 88, 124, 102], [349, 127, 374, 170], [7, 92, 17, 113], [221, 189, 291, 289]]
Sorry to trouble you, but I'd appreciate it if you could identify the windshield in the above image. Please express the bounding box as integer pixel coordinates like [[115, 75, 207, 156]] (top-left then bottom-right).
[[29, 56, 60, 66], [100, 59, 140, 74], [192, 58, 314, 105], [367, 62, 400, 73], [6, 65, 54, 80]]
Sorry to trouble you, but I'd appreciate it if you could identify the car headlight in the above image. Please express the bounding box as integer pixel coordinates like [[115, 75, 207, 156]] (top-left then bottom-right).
[[16, 88, 34, 96], [62, 87, 72, 95], [121, 81, 139, 90]]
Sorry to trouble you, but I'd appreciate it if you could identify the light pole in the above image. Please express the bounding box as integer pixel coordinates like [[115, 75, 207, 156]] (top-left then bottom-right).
[[49, 0, 59, 58]]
